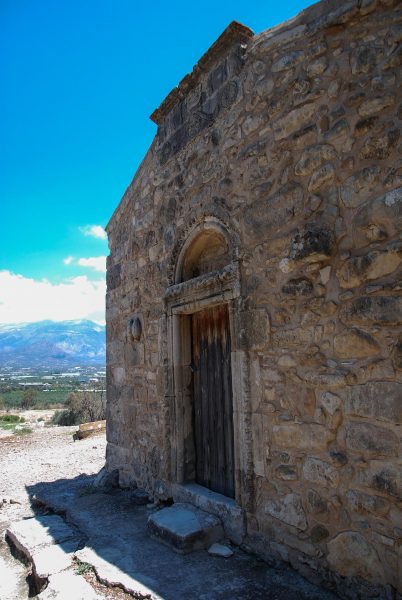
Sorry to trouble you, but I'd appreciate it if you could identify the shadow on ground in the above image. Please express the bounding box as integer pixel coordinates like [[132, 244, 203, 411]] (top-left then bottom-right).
[[26, 474, 339, 600]]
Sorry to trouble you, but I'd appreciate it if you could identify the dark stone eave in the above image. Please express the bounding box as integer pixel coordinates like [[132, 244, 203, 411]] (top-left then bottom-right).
[[150, 21, 254, 126]]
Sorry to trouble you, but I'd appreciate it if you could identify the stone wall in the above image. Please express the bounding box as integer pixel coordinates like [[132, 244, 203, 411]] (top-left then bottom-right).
[[106, 1, 402, 597]]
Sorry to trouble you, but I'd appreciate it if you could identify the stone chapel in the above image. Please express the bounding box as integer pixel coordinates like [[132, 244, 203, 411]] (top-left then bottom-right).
[[105, 0, 402, 596]]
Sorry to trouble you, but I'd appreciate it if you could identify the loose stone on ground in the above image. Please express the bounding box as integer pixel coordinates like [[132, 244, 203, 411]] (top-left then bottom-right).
[[208, 543, 234, 558]]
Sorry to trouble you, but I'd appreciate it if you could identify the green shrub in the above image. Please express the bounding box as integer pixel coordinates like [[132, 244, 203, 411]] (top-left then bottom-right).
[[0, 415, 27, 432], [75, 560, 92, 575], [14, 427, 33, 435], [51, 409, 79, 426], [0, 414, 22, 423], [51, 391, 106, 427], [0, 422, 18, 431]]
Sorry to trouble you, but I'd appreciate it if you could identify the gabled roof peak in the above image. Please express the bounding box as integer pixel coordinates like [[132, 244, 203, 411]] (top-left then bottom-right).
[[150, 21, 253, 126]]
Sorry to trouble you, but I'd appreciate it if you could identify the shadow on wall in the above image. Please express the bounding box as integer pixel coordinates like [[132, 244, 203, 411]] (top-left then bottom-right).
[[25, 475, 339, 600]]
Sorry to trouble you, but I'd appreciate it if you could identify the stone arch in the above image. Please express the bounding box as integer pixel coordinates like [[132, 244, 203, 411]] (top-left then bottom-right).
[[164, 212, 254, 514], [173, 215, 239, 285]]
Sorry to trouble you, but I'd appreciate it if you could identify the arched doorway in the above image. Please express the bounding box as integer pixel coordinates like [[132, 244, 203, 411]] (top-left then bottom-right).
[[175, 224, 234, 495], [165, 217, 241, 500]]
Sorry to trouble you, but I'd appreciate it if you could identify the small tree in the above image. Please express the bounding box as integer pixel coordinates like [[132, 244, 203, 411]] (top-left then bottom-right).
[[21, 388, 38, 409], [52, 388, 106, 426]]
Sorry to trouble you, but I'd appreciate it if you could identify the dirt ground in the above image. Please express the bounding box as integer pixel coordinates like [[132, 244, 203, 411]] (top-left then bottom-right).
[[0, 411, 105, 494], [0, 409, 57, 438], [0, 412, 129, 599], [0, 413, 339, 600]]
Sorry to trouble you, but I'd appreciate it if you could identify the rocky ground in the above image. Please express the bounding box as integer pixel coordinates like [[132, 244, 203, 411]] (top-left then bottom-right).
[[0, 413, 131, 599], [0, 413, 339, 600]]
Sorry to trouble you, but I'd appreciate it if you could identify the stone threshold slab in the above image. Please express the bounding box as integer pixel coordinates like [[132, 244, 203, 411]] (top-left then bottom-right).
[[147, 502, 224, 554], [172, 482, 245, 544]]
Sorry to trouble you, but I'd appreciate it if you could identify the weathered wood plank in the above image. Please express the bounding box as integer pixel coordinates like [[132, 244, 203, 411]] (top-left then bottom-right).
[[191, 305, 234, 498]]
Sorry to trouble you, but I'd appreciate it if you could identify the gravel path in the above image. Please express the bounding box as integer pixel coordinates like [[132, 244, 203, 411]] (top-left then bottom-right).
[[0, 427, 105, 496], [0, 417, 107, 600]]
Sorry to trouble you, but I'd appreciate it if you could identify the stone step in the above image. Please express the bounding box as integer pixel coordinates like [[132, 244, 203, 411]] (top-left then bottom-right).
[[172, 482, 245, 544], [147, 502, 224, 554], [5, 515, 84, 595], [6, 515, 82, 563]]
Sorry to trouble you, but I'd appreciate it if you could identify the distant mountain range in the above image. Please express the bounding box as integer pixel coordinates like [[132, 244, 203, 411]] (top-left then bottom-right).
[[0, 320, 106, 368]]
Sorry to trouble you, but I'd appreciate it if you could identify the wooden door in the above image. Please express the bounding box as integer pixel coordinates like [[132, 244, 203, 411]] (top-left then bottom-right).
[[191, 304, 235, 498]]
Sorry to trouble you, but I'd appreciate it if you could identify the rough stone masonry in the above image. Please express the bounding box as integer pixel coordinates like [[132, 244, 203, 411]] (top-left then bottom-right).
[[105, 0, 402, 597]]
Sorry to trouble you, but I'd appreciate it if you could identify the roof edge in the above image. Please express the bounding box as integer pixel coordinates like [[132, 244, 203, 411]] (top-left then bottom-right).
[[150, 21, 254, 126], [106, 140, 156, 234]]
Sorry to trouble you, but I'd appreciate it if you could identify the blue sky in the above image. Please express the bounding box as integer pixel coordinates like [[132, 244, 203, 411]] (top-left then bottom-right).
[[1, 0, 311, 323]]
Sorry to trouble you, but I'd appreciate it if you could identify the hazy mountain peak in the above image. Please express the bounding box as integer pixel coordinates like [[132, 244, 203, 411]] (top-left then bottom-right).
[[0, 320, 106, 368]]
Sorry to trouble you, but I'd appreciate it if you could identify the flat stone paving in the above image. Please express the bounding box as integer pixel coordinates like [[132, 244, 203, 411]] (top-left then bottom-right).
[[26, 475, 340, 600], [6, 514, 82, 560], [38, 570, 100, 600]]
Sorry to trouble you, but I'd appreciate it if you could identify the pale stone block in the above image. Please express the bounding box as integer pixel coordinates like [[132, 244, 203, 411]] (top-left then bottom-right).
[[319, 391, 341, 416], [345, 422, 398, 456], [112, 367, 125, 384], [273, 104, 316, 140], [306, 57, 328, 76], [346, 489, 390, 517], [340, 296, 402, 326], [271, 423, 330, 450], [147, 503, 224, 554], [327, 531, 384, 584], [358, 95, 395, 117], [277, 355, 296, 368], [302, 457, 339, 487], [337, 248, 402, 288], [340, 166, 381, 208], [345, 382, 402, 423], [271, 50, 305, 73], [319, 266, 331, 284], [265, 493, 307, 530], [334, 328, 379, 358], [308, 163, 335, 192]]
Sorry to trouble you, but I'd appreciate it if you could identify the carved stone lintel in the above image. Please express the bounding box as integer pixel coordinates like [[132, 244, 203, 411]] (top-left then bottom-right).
[[165, 263, 238, 300]]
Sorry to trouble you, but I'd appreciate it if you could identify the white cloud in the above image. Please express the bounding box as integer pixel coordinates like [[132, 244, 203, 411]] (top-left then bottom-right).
[[77, 256, 107, 273], [63, 255, 107, 272], [0, 270, 106, 324], [81, 225, 107, 240]]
